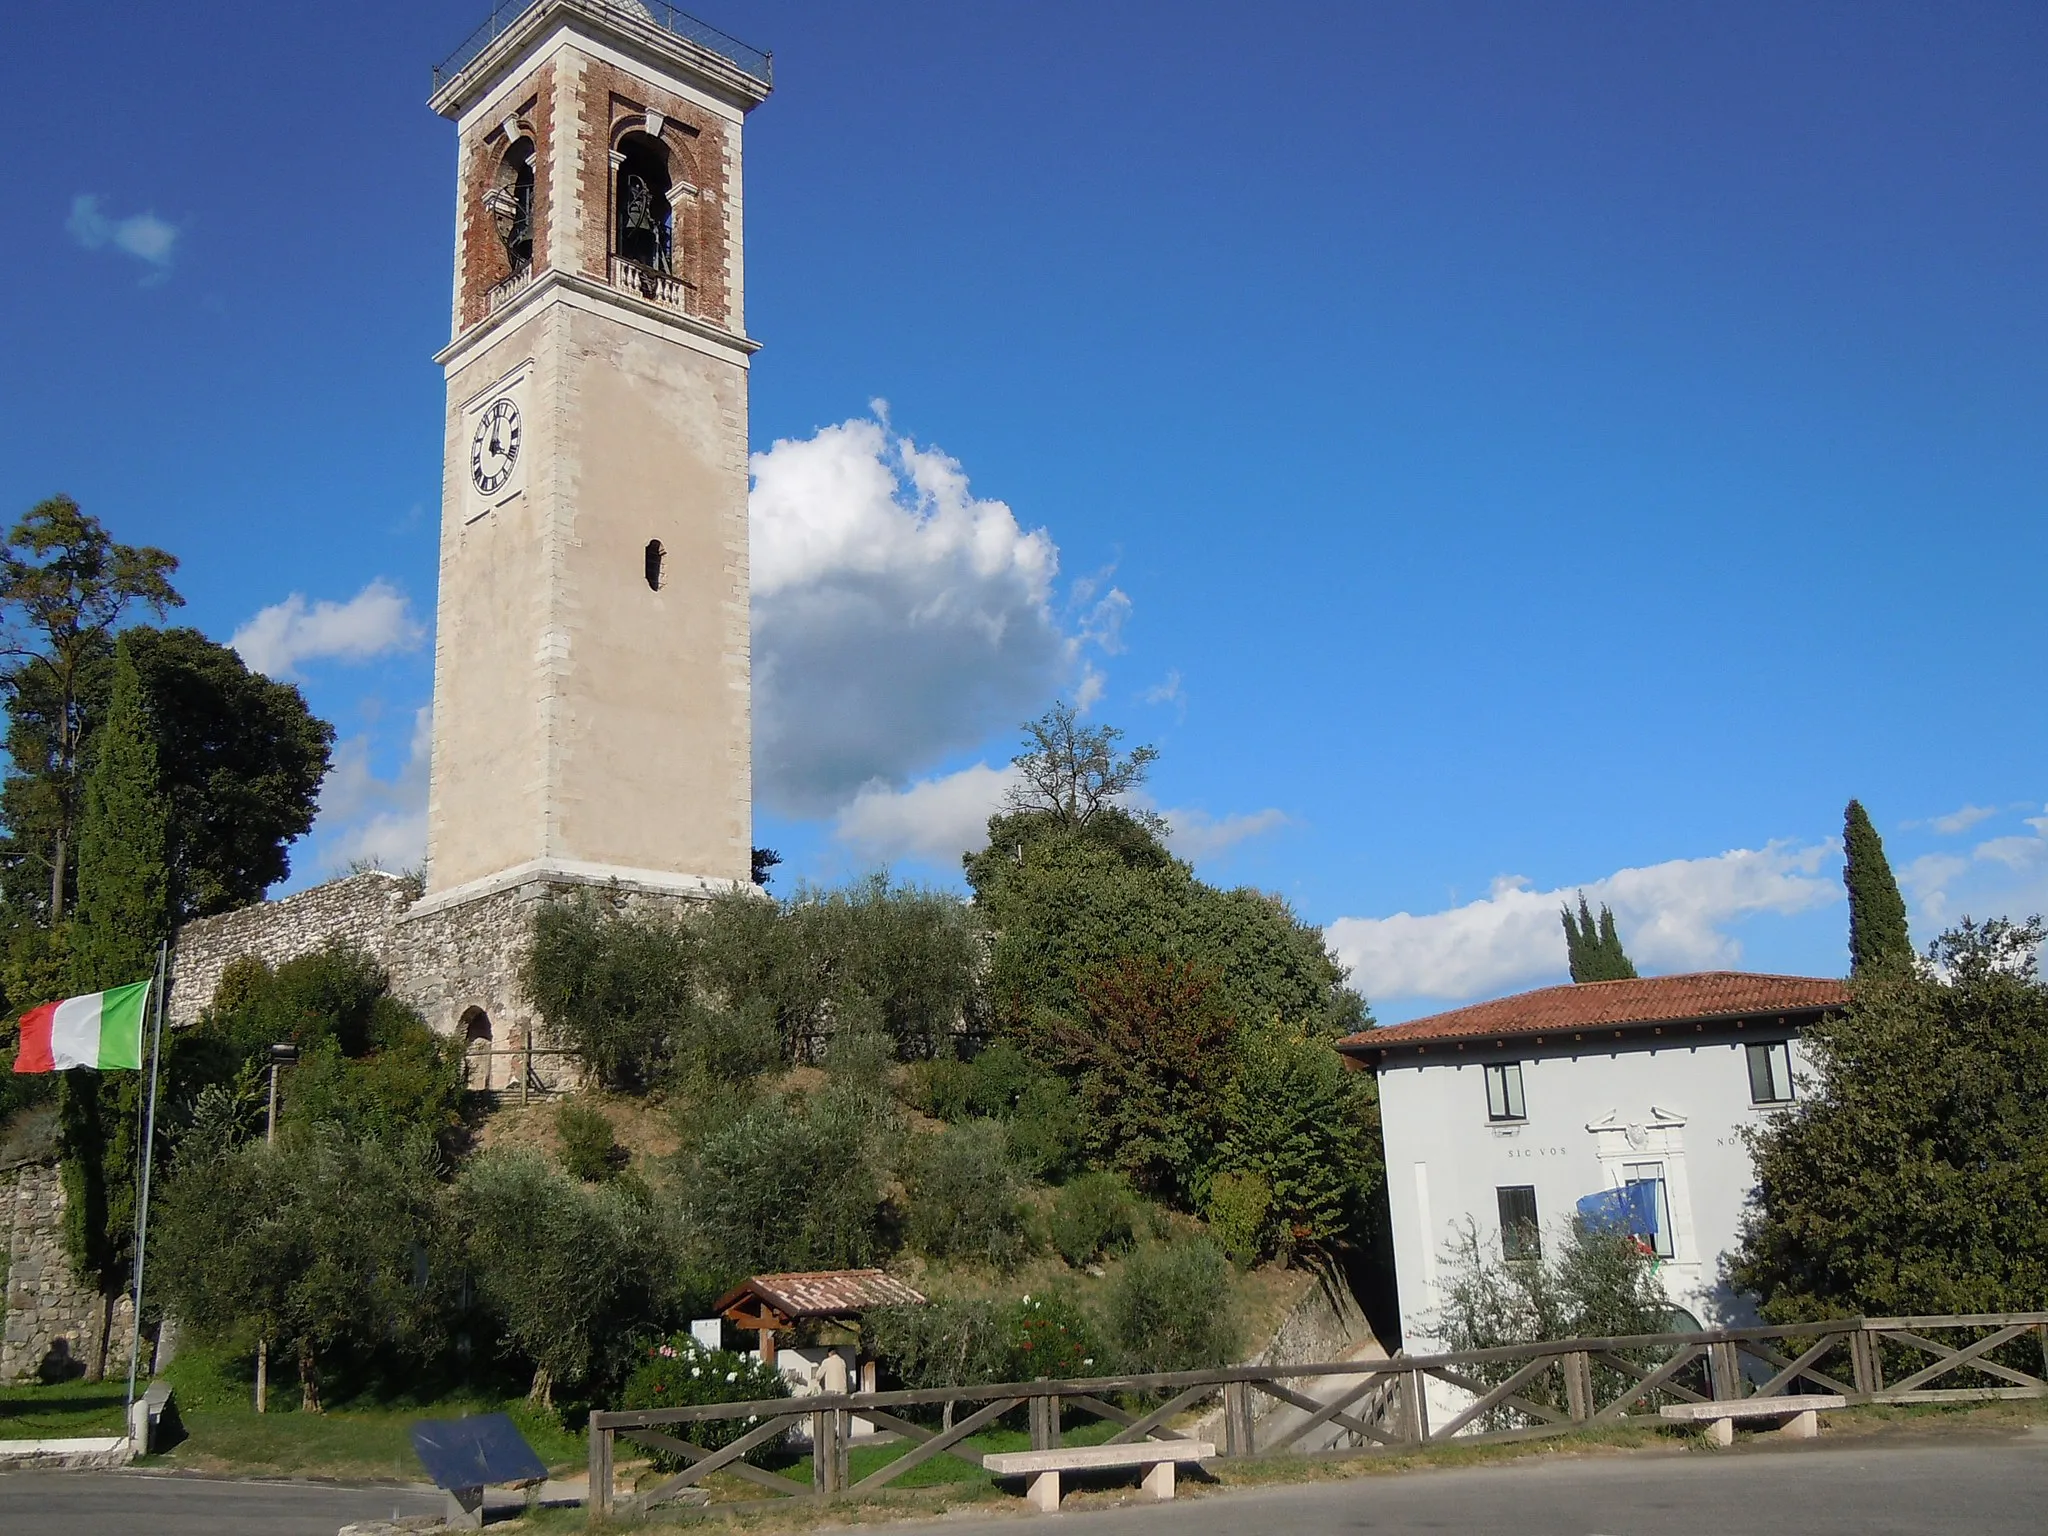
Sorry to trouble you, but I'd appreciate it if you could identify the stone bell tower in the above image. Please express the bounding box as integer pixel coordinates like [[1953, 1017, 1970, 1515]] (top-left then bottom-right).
[[421, 0, 768, 904], [386, 0, 769, 1069]]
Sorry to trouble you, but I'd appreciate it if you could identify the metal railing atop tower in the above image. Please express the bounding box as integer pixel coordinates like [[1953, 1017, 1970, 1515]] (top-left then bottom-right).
[[432, 0, 773, 92]]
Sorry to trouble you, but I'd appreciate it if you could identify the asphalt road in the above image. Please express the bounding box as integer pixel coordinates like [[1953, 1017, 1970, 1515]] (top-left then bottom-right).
[[0, 1469, 444, 1536], [5, 1433, 2045, 1535]]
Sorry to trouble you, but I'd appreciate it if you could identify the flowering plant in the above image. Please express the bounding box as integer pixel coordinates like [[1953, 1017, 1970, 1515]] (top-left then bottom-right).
[[1006, 1292, 1100, 1381], [620, 1333, 790, 1462]]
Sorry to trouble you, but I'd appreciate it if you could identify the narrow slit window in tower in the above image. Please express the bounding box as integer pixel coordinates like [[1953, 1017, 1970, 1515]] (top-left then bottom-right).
[[645, 539, 665, 590]]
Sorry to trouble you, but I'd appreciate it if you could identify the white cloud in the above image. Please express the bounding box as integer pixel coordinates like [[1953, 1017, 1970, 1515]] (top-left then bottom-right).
[[1973, 834, 2048, 872], [1929, 803, 1999, 836], [1143, 671, 1183, 707], [1162, 806, 1288, 861], [832, 762, 1018, 866], [314, 706, 431, 874], [751, 414, 1119, 815], [1327, 842, 1839, 1004], [67, 194, 181, 273], [232, 579, 426, 679]]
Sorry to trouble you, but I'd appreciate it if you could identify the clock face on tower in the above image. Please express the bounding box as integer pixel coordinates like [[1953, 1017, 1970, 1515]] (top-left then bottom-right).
[[470, 397, 522, 496]]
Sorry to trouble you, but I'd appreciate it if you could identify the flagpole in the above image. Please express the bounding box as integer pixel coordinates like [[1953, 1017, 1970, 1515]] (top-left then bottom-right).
[[123, 939, 170, 1442]]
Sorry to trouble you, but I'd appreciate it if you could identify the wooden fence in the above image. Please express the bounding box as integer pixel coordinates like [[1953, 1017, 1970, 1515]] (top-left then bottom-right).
[[585, 1311, 2048, 1520]]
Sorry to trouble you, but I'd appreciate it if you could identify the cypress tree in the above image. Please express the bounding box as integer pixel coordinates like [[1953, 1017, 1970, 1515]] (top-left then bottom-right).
[[1562, 893, 1638, 983], [59, 634, 171, 1307], [1595, 905, 1639, 980], [1843, 799, 1912, 976]]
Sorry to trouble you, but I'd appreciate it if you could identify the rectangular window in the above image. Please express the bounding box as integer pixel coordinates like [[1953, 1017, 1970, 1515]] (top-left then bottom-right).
[[1497, 1185, 1540, 1260], [1747, 1041, 1795, 1104], [1624, 1162, 1676, 1258], [1484, 1062, 1526, 1121]]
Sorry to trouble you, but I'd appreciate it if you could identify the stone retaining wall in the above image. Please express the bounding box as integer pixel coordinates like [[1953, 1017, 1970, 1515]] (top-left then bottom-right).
[[1, 1162, 134, 1384]]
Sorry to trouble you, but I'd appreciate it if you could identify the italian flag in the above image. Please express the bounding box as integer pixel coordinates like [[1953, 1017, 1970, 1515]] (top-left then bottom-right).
[[12, 981, 152, 1073]]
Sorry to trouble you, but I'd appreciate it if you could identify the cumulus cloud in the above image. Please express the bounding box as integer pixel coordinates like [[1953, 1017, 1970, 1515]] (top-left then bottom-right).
[[1143, 671, 1183, 706], [833, 762, 1018, 865], [232, 579, 426, 679], [315, 706, 431, 874], [1327, 842, 1840, 1005], [751, 414, 1118, 815], [67, 194, 181, 275], [1162, 806, 1288, 861], [1929, 803, 1999, 836]]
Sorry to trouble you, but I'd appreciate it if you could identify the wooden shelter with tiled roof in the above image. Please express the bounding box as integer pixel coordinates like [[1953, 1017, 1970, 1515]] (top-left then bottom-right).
[[715, 1270, 927, 1363]]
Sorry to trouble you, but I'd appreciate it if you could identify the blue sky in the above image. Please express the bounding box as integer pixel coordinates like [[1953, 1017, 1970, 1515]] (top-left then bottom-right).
[[3, 2, 2044, 1021]]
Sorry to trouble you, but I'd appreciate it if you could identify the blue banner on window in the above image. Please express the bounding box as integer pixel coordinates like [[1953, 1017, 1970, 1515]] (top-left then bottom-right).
[[1575, 1183, 1658, 1241]]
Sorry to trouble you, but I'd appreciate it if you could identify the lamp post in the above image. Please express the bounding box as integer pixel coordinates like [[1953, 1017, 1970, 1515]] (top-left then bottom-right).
[[264, 1042, 299, 1145], [256, 1042, 299, 1412]]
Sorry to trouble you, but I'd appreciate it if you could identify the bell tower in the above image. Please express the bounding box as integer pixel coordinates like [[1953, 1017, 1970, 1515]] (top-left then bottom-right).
[[420, 0, 769, 910]]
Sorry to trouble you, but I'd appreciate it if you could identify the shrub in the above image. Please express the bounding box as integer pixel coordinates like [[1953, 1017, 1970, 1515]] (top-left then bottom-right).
[[556, 1098, 624, 1183], [1049, 1171, 1136, 1267], [682, 1097, 888, 1285], [1006, 1291, 1100, 1380], [905, 1057, 976, 1122], [868, 1296, 1012, 1389], [901, 1121, 1034, 1270], [1106, 1238, 1238, 1372], [1006, 1075, 1083, 1179], [966, 1041, 1043, 1118], [1204, 1171, 1272, 1268], [620, 1334, 788, 1463]]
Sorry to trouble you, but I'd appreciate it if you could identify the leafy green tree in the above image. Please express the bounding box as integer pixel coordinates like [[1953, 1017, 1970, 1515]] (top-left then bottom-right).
[[1561, 894, 1637, 982], [1732, 917, 2048, 1319], [1030, 956, 1238, 1203], [1843, 799, 1912, 976], [0, 634, 112, 920], [153, 1125, 453, 1412], [457, 1148, 676, 1406], [520, 897, 703, 1090], [0, 497, 180, 923], [556, 1097, 626, 1182], [1213, 1022, 1376, 1259], [1049, 1171, 1138, 1267], [123, 628, 331, 919], [1001, 701, 1161, 833]]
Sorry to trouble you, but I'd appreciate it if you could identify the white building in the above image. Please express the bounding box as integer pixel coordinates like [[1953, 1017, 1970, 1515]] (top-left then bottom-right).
[[1339, 973, 1849, 1350]]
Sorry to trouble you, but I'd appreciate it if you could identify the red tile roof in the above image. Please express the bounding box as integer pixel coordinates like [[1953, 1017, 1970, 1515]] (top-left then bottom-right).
[[716, 1269, 928, 1321], [1338, 972, 1851, 1054]]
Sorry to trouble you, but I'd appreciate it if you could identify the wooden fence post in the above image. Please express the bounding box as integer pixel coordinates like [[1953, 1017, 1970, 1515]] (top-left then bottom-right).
[[1708, 1341, 1742, 1401], [587, 1416, 612, 1523], [1564, 1351, 1592, 1422], [1029, 1386, 1059, 1450], [1851, 1329, 1877, 1396], [1400, 1369, 1427, 1444], [1223, 1381, 1253, 1455], [811, 1405, 841, 1496]]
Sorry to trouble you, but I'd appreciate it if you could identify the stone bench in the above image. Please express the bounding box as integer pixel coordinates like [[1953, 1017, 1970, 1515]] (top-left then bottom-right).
[[982, 1440, 1216, 1512], [1659, 1394, 1846, 1446]]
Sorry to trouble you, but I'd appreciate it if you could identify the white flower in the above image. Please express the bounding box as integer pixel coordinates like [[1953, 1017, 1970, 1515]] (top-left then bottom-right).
[[691, 1367, 702, 1378], [1021, 1294, 1031, 1303], [726, 1371, 738, 1382]]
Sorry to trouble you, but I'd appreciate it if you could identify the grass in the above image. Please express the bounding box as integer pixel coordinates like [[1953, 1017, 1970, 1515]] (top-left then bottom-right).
[[0, 1377, 131, 1439]]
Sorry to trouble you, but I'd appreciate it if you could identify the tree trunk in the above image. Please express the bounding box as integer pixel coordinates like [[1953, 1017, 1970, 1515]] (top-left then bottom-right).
[[49, 824, 65, 923], [298, 1338, 322, 1414], [528, 1364, 553, 1410]]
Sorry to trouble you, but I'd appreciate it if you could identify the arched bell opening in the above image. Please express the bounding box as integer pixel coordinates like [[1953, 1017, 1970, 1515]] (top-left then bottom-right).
[[614, 132, 673, 274], [488, 140, 536, 277]]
